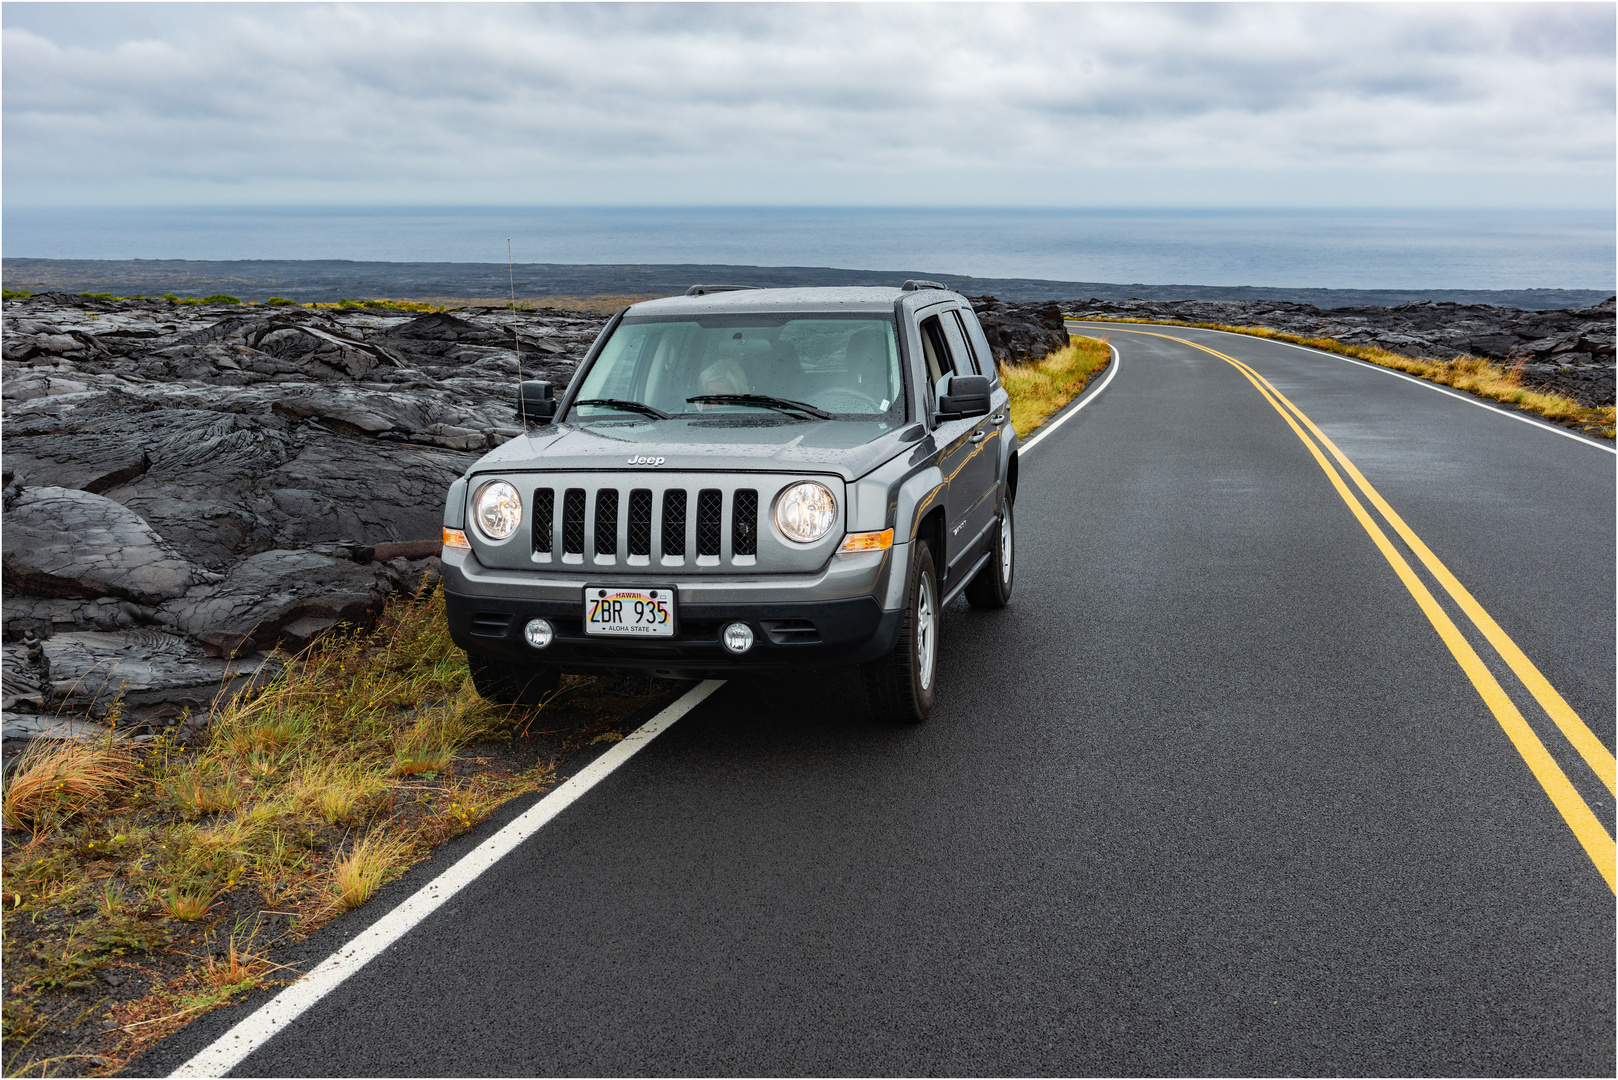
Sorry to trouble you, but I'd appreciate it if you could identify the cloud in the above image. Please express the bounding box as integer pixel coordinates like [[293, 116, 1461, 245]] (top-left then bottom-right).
[[2, 2, 1612, 207]]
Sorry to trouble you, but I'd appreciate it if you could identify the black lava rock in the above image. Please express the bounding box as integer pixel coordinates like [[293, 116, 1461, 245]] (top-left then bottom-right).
[[2, 296, 611, 719], [967, 296, 1072, 365]]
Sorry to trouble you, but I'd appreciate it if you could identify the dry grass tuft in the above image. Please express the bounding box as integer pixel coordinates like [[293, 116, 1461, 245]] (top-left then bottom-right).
[[288, 759, 389, 826], [393, 743, 456, 778], [161, 885, 219, 922], [201, 936, 260, 991], [391, 687, 487, 777], [2, 740, 136, 833], [999, 335, 1113, 437], [332, 831, 415, 912], [166, 770, 245, 820], [213, 712, 311, 761]]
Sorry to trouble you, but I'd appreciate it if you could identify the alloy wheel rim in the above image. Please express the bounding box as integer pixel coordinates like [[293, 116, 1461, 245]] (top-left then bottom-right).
[[916, 570, 936, 691], [1000, 511, 1013, 585]]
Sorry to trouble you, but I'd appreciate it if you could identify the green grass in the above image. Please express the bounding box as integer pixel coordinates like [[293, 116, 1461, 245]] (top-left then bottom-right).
[[157, 294, 244, 306], [2, 288, 33, 300], [999, 335, 1113, 437], [305, 298, 446, 312], [1073, 314, 1615, 439]]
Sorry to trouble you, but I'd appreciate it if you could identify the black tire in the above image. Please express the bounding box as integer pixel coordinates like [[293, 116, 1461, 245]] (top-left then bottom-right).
[[466, 652, 560, 706], [964, 498, 1014, 609], [861, 540, 939, 724]]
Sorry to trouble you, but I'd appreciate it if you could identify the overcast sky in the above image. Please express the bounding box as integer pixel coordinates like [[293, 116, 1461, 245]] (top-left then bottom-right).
[[3, 2, 1613, 209]]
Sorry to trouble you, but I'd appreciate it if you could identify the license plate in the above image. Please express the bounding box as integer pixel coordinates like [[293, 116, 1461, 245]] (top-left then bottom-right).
[[584, 587, 675, 637]]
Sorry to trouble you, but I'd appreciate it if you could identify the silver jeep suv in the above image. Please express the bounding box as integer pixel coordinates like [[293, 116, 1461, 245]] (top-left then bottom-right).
[[440, 283, 1018, 722]]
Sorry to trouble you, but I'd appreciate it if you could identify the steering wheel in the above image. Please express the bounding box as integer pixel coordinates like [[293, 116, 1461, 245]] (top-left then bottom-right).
[[808, 387, 882, 414]]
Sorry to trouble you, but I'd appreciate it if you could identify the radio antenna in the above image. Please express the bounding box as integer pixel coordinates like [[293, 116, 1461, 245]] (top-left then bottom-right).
[[509, 238, 527, 428]]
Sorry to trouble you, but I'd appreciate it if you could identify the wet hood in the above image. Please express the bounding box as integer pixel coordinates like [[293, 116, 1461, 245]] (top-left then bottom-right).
[[469, 417, 915, 481]]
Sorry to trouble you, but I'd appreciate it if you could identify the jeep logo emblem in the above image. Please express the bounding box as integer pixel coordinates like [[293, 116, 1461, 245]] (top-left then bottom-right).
[[627, 455, 665, 466]]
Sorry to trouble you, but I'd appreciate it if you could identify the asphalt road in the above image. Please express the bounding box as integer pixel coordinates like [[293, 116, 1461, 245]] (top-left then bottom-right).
[[144, 325, 1615, 1076]]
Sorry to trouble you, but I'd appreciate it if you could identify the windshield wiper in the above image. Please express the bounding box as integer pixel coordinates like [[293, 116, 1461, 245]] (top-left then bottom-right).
[[686, 394, 832, 420], [572, 398, 670, 420]]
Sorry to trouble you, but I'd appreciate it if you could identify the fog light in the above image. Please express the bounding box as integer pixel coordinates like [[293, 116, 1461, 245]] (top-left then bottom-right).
[[721, 622, 754, 654], [523, 618, 554, 649]]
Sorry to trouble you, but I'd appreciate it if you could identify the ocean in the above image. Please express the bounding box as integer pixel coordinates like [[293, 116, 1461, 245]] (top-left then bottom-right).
[[3, 207, 1612, 293]]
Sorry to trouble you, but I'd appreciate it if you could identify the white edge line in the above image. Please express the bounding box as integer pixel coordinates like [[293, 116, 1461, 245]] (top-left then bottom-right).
[[170, 678, 726, 1079], [1263, 335, 1616, 454], [1081, 320, 1614, 455], [1019, 340, 1121, 454]]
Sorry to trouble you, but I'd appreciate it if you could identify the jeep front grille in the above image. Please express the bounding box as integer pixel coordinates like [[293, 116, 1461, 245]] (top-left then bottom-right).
[[662, 489, 687, 557], [531, 488, 554, 554], [486, 471, 842, 573], [732, 489, 759, 556], [594, 488, 619, 556], [562, 488, 587, 555], [517, 476, 785, 569], [697, 489, 723, 557], [627, 489, 653, 557]]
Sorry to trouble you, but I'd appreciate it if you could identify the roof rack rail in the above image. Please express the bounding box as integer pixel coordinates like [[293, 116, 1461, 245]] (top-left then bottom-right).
[[684, 284, 759, 296], [901, 279, 947, 292]]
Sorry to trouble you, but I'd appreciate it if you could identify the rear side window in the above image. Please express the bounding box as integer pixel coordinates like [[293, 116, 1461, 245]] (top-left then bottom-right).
[[919, 315, 961, 389], [954, 307, 1000, 385], [949, 310, 983, 375], [940, 313, 979, 378]]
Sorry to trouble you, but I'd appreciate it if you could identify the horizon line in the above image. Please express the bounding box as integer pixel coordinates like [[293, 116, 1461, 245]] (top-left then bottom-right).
[[4, 203, 1615, 216]]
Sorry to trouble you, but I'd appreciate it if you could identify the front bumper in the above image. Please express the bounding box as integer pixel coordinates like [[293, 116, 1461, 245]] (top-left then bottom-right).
[[446, 589, 901, 677], [440, 545, 906, 677]]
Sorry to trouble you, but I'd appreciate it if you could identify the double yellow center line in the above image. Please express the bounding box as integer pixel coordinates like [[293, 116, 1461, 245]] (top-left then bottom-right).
[[1119, 329, 1616, 891]]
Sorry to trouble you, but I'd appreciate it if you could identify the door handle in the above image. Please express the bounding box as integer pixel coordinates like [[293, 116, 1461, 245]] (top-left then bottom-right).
[[990, 413, 1006, 426], [968, 430, 987, 443]]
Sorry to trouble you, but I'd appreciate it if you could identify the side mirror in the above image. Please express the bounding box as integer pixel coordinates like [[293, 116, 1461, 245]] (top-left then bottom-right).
[[936, 373, 991, 420], [518, 380, 556, 423]]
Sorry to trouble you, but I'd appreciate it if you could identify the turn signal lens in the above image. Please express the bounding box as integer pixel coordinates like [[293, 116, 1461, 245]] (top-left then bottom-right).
[[442, 527, 470, 550], [838, 528, 894, 554]]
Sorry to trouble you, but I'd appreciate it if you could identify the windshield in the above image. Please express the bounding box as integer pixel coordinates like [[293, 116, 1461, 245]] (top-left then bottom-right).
[[570, 314, 905, 422]]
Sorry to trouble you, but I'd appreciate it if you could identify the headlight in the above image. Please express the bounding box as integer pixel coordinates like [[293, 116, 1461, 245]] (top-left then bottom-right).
[[472, 480, 522, 540], [774, 481, 837, 544]]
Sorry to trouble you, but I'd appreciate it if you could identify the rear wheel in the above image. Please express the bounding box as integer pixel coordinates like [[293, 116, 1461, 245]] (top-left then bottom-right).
[[861, 541, 939, 724], [964, 498, 1014, 609], [467, 652, 559, 706]]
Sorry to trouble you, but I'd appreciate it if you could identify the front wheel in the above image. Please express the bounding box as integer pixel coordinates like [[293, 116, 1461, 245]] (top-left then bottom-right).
[[466, 652, 560, 706], [861, 541, 939, 724], [964, 499, 1014, 609]]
